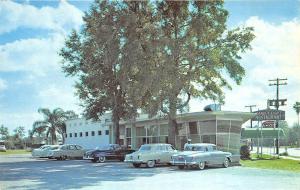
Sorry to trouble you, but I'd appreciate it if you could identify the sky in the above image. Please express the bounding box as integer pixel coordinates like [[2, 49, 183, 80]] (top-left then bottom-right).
[[0, 0, 299, 134]]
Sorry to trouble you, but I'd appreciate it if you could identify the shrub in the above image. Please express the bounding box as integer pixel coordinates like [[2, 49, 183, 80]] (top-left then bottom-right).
[[240, 145, 250, 160]]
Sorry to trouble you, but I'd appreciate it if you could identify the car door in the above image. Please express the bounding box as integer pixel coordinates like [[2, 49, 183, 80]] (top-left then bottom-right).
[[75, 145, 85, 157], [207, 145, 221, 164], [68, 145, 77, 158]]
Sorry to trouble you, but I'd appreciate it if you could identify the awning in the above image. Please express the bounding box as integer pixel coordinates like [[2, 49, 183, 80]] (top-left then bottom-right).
[[241, 128, 285, 139]]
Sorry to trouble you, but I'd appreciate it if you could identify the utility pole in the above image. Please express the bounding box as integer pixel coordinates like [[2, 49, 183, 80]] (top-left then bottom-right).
[[245, 105, 256, 151], [268, 78, 287, 155]]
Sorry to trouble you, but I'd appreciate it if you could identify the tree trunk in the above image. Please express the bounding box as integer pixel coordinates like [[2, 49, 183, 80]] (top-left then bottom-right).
[[168, 98, 178, 146], [112, 112, 120, 145]]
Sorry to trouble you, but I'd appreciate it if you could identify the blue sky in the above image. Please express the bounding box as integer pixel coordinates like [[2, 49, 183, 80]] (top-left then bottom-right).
[[0, 0, 299, 134]]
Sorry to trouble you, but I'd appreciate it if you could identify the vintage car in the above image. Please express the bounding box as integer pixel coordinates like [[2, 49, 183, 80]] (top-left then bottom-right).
[[171, 143, 232, 170], [124, 143, 177, 168], [47, 144, 86, 160], [32, 145, 59, 158], [83, 144, 135, 163]]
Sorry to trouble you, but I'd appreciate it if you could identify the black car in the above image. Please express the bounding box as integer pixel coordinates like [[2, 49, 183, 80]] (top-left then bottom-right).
[[83, 144, 135, 163]]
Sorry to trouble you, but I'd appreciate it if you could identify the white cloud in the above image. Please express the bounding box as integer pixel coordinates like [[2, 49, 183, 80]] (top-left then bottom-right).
[[191, 16, 300, 126], [0, 33, 64, 75], [37, 84, 83, 114], [0, 0, 83, 34], [0, 78, 7, 92]]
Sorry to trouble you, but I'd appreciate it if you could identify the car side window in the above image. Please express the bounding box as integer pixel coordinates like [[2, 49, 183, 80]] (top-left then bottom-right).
[[205, 147, 209, 152], [167, 145, 174, 151], [61, 146, 67, 150], [69, 145, 76, 150], [75, 145, 82, 150]]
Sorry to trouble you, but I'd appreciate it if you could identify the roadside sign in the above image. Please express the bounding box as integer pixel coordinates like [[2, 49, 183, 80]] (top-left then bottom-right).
[[262, 120, 275, 128], [252, 109, 285, 121]]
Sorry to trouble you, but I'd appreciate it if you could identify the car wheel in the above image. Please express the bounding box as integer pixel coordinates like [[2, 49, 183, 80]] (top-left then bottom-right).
[[223, 158, 230, 168], [98, 156, 106, 163], [178, 165, 184, 170], [133, 163, 141, 168], [146, 160, 155, 168], [197, 161, 205, 170]]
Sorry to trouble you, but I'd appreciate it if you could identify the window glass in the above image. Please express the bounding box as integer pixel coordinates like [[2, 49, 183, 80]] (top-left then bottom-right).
[[98, 131, 102, 135], [85, 132, 89, 136], [69, 133, 72, 138], [189, 122, 198, 134], [139, 145, 152, 151], [80, 132, 83, 137], [69, 145, 76, 150], [136, 127, 146, 136], [75, 145, 83, 150], [74, 133, 77, 137], [91, 131, 95, 136], [105, 130, 109, 135]]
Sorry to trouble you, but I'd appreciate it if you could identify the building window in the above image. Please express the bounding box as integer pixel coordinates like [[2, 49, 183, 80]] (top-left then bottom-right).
[[105, 130, 109, 135], [65, 133, 67, 138], [80, 132, 82, 137], [98, 131, 102, 135], [91, 131, 95, 136], [189, 122, 198, 134], [74, 133, 77, 137], [85, 132, 89, 136], [69, 133, 72, 138]]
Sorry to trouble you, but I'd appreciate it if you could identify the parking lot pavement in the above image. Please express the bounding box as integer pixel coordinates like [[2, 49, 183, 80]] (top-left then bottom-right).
[[1, 155, 300, 190]]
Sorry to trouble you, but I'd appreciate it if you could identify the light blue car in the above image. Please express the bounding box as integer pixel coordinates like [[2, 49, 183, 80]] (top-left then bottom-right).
[[171, 143, 232, 170]]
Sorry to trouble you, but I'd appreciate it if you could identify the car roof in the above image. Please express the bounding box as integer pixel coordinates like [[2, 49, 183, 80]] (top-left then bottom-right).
[[141, 143, 172, 146], [186, 143, 216, 146]]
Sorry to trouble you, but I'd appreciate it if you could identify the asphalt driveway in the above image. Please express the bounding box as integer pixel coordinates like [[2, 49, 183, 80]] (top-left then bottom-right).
[[0, 154, 300, 190]]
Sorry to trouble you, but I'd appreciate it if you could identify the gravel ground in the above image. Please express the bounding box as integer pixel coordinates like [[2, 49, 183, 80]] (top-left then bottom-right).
[[0, 154, 300, 190]]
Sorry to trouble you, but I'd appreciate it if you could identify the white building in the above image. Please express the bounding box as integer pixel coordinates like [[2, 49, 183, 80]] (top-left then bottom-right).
[[65, 113, 112, 149]]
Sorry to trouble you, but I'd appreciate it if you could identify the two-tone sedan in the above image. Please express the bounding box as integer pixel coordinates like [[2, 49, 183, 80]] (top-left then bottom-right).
[[171, 143, 232, 170], [32, 145, 59, 158], [47, 144, 86, 160], [124, 143, 177, 168], [83, 144, 135, 163]]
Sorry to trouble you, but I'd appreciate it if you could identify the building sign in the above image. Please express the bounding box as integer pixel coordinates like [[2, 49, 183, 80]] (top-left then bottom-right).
[[262, 120, 275, 128], [252, 109, 285, 121]]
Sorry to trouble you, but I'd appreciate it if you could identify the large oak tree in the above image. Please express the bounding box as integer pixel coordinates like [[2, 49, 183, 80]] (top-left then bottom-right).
[[60, 1, 254, 146]]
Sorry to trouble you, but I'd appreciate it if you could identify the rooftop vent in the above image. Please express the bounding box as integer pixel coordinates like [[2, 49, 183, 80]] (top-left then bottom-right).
[[204, 104, 221, 112]]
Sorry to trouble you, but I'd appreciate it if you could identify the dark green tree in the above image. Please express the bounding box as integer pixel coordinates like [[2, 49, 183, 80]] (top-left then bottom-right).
[[140, 1, 255, 145], [32, 108, 78, 144], [61, 1, 254, 147], [60, 1, 157, 144], [293, 102, 300, 126], [0, 125, 9, 140]]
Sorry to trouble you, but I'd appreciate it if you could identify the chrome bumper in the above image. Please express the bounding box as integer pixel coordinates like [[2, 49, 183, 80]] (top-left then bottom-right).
[[124, 159, 144, 163], [171, 159, 197, 166], [83, 156, 94, 160]]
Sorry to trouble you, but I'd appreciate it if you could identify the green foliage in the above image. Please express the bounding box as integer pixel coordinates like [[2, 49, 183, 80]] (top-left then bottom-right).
[[293, 101, 300, 126], [60, 1, 255, 145], [32, 108, 78, 145], [241, 157, 300, 172], [0, 125, 9, 140], [240, 145, 251, 160]]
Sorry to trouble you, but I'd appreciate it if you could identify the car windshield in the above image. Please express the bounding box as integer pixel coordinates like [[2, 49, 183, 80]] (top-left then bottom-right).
[[50, 146, 59, 150], [139, 145, 152, 151], [96, 145, 113, 150], [184, 146, 206, 151]]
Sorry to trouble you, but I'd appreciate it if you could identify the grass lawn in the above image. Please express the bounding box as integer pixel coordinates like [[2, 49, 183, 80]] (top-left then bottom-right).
[[240, 154, 300, 172], [0, 149, 31, 155]]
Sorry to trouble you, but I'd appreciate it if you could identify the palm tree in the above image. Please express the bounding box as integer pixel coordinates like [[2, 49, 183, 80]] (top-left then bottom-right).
[[293, 102, 300, 126], [32, 108, 78, 145]]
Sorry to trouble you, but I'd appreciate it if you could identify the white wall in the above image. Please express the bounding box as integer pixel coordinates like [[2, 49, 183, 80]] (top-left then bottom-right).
[[65, 116, 111, 149]]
